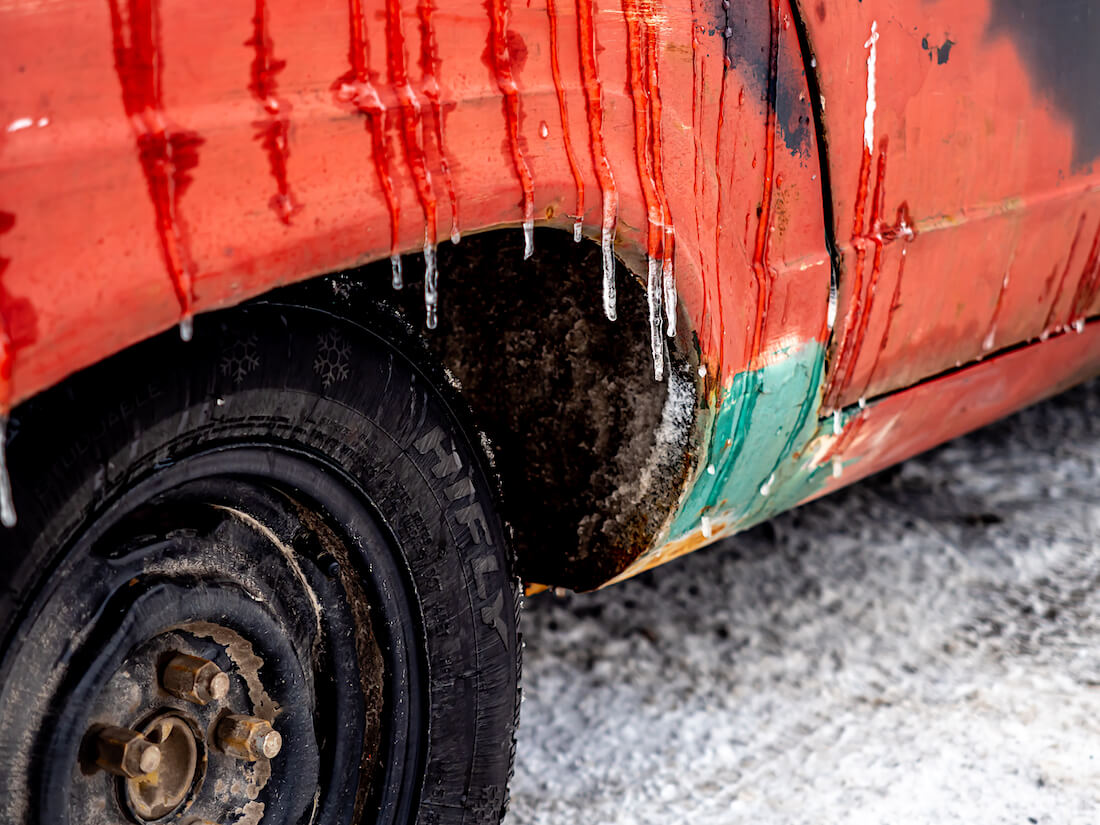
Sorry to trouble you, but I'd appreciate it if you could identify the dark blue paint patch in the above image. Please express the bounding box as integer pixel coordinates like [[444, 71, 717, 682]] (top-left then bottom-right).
[[699, 0, 814, 159], [921, 34, 955, 64], [988, 0, 1100, 168]]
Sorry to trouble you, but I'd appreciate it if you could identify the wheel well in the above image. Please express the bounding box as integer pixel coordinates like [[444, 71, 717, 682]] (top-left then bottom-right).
[[301, 228, 698, 591], [15, 228, 697, 591]]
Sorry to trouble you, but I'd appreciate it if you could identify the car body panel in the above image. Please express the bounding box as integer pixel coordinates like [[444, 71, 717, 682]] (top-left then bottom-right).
[[1, 0, 1098, 586]]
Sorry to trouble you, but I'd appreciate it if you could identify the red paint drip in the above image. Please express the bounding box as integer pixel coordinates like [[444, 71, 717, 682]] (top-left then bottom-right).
[[645, 12, 676, 335], [1042, 213, 1086, 335], [248, 0, 302, 224], [0, 211, 14, 409], [862, 239, 907, 395], [621, 0, 663, 266], [575, 0, 619, 317], [337, 0, 401, 260], [827, 132, 916, 406], [980, 245, 1014, 355], [1068, 219, 1100, 325], [689, 0, 712, 350], [834, 139, 888, 398], [712, 28, 733, 360], [545, 0, 585, 239], [385, 0, 443, 323], [746, 0, 781, 365], [487, 0, 535, 257], [108, 0, 204, 335], [417, 0, 461, 244], [825, 144, 874, 407]]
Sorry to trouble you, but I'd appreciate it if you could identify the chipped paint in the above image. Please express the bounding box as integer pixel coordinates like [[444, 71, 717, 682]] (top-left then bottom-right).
[[615, 340, 837, 580]]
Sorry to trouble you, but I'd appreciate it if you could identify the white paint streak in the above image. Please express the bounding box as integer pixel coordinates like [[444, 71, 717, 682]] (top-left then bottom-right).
[[6, 117, 32, 132], [863, 21, 879, 152]]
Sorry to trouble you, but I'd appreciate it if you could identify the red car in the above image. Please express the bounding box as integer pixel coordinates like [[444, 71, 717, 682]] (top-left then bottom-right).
[[1, 0, 1096, 822]]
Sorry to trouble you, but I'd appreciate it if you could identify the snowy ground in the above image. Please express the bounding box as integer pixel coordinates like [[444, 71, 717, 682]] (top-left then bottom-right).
[[508, 379, 1100, 825]]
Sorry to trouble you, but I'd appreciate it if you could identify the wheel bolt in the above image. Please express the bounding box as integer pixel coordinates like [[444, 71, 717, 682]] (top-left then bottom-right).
[[161, 653, 230, 705], [94, 726, 162, 778], [215, 714, 282, 761]]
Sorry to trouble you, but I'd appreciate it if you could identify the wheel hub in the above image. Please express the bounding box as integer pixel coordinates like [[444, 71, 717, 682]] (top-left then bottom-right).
[[125, 713, 201, 821]]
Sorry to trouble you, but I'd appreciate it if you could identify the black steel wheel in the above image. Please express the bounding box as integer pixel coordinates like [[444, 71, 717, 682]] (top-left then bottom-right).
[[0, 301, 521, 825]]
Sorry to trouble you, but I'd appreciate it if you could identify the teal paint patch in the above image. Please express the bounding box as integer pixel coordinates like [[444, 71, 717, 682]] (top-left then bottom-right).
[[666, 340, 842, 542]]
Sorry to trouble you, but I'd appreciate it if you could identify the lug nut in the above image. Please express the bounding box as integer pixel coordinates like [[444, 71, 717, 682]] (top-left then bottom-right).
[[215, 714, 282, 761], [94, 726, 162, 778], [162, 653, 230, 705]]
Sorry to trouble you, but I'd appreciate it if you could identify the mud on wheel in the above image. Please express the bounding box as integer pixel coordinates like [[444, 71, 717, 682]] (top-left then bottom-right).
[[0, 301, 521, 825]]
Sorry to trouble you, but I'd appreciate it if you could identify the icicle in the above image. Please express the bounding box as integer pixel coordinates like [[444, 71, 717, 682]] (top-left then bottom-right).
[[601, 193, 617, 321], [832, 457, 842, 479], [662, 251, 676, 338], [832, 410, 842, 435], [0, 414, 14, 528], [423, 233, 438, 329], [391, 254, 403, 289], [1074, 317, 1086, 333], [573, 220, 582, 243], [523, 217, 534, 260], [179, 314, 194, 342], [700, 514, 712, 538], [647, 255, 664, 380], [450, 226, 461, 245]]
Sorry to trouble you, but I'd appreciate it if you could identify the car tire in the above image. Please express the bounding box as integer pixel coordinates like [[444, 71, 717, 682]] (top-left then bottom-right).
[[0, 301, 521, 825]]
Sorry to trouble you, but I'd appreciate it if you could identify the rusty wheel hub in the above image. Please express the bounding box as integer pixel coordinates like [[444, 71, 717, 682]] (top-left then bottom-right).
[[0, 452, 408, 824]]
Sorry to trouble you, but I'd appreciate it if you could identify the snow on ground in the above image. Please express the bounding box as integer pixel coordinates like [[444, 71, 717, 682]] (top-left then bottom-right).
[[508, 378, 1100, 825]]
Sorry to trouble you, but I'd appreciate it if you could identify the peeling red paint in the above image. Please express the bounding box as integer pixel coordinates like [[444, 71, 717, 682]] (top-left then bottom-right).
[[247, 0, 302, 224], [107, 0, 203, 336]]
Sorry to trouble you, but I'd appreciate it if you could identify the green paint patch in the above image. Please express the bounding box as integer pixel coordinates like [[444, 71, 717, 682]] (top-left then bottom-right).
[[666, 340, 843, 543]]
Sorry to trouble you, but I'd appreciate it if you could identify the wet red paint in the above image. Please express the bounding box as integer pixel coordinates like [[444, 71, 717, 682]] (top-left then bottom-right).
[[747, 0, 781, 364], [712, 17, 734, 362], [248, 0, 301, 224], [834, 140, 888, 398], [1042, 212, 1085, 334], [0, 210, 36, 411], [486, 0, 534, 238], [545, 0, 585, 233], [827, 129, 916, 406], [621, 0, 664, 266], [417, 0, 460, 242], [386, 0, 438, 253], [575, 0, 618, 264], [645, 13, 675, 311], [336, 0, 401, 258], [689, 0, 713, 352], [107, 0, 204, 330], [862, 242, 907, 396]]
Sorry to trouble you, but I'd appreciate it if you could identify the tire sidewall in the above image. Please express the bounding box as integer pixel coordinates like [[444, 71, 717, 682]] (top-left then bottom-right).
[[0, 303, 520, 825]]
